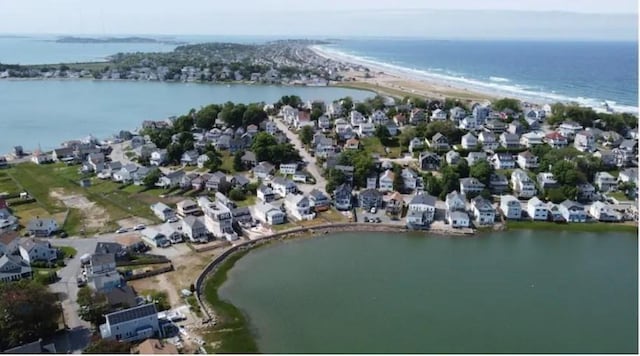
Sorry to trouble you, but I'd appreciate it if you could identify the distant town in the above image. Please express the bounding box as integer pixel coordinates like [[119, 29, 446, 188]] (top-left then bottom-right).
[[0, 89, 638, 353]]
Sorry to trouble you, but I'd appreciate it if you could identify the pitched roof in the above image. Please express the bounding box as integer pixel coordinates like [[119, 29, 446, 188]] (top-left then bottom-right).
[[409, 193, 436, 206], [91, 253, 115, 266], [0, 231, 19, 246], [105, 303, 157, 326]]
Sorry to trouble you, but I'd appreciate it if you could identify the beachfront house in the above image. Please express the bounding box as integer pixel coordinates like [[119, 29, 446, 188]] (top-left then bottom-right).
[[445, 190, 467, 220], [406, 193, 437, 227], [526, 197, 548, 221], [150, 203, 176, 222], [594, 172, 618, 192], [309, 189, 331, 212], [589, 201, 620, 222], [500, 195, 522, 220], [459, 178, 485, 197], [559, 200, 587, 223], [284, 194, 315, 221], [253, 203, 285, 225], [358, 189, 383, 210], [334, 184, 353, 211], [471, 196, 495, 226], [99, 304, 160, 342]]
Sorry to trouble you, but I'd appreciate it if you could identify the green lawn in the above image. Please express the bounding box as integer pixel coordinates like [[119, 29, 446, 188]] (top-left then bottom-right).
[[220, 152, 236, 174], [507, 220, 638, 233], [361, 137, 386, 155], [609, 191, 629, 201], [234, 195, 256, 208], [58, 246, 78, 259]]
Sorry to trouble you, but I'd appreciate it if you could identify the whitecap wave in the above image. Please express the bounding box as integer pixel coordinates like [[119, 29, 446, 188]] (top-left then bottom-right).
[[313, 45, 638, 115]]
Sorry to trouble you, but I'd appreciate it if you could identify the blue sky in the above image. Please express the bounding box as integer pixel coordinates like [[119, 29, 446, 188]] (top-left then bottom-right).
[[0, 0, 637, 40]]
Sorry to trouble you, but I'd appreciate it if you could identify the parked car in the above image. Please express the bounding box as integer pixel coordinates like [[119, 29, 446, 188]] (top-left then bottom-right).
[[167, 217, 179, 223], [115, 227, 129, 234], [363, 216, 369, 223], [133, 224, 146, 231], [370, 207, 377, 214]]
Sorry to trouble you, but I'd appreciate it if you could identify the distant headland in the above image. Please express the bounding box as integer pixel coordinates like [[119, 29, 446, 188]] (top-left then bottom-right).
[[54, 36, 186, 45]]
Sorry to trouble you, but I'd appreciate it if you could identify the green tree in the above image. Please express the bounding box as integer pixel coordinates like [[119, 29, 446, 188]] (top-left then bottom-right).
[[340, 96, 354, 112], [454, 159, 470, 178], [440, 165, 460, 198], [204, 150, 223, 172], [398, 127, 417, 149], [195, 104, 220, 130], [166, 143, 183, 164], [0, 280, 62, 350], [233, 151, 245, 171], [147, 128, 173, 149], [392, 165, 404, 192], [325, 168, 346, 193], [492, 98, 521, 112], [173, 115, 194, 133], [423, 173, 443, 198], [470, 160, 493, 186], [310, 108, 324, 121], [229, 188, 246, 201], [177, 132, 195, 152], [83, 339, 131, 354], [242, 103, 267, 127], [375, 125, 391, 145], [546, 188, 567, 203], [354, 102, 371, 116], [77, 286, 110, 327], [142, 168, 161, 188], [299, 126, 314, 146], [251, 132, 278, 162]]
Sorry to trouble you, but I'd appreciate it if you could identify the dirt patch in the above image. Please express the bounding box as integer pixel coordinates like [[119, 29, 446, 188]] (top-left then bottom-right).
[[50, 188, 109, 229], [117, 216, 153, 228]]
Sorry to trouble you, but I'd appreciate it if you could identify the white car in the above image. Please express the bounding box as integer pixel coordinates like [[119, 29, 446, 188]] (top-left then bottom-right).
[[370, 207, 377, 214], [133, 224, 146, 231], [167, 217, 179, 223], [115, 227, 129, 234]]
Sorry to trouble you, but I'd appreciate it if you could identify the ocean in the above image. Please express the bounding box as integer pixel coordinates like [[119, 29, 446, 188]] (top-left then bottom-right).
[[323, 39, 639, 113], [219, 230, 638, 353]]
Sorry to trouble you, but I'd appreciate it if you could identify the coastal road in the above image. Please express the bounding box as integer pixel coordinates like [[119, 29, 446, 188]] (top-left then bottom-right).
[[271, 117, 328, 194]]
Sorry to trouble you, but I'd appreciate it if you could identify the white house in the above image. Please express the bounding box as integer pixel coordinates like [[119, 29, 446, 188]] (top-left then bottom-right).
[[431, 109, 448, 121], [279, 163, 298, 175], [448, 211, 470, 228], [409, 137, 425, 153], [559, 200, 587, 223], [544, 132, 568, 149], [478, 132, 498, 150], [461, 133, 478, 150], [284, 194, 315, 221], [574, 131, 596, 152], [527, 197, 548, 221], [520, 132, 545, 148], [445, 191, 467, 220], [459, 178, 485, 196], [253, 202, 285, 225], [333, 183, 353, 211], [517, 151, 539, 170], [26, 218, 58, 237], [379, 170, 395, 192], [196, 154, 209, 169], [491, 153, 516, 170], [406, 193, 436, 226], [471, 196, 495, 225], [0, 254, 32, 283], [594, 172, 618, 192], [150, 202, 176, 222], [558, 121, 584, 139], [176, 199, 200, 217], [511, 169, 537, 198], [500, 195, 522, 220], [271, 177, 297, 198], [99, 304, 160, 342], [369, 110, 389, 125], [459, 116, 477, 130], [350, 110, 366, 126], [18, 238, 58, 263], [358, 123, 376, 137], [589, 201, 620, 222], [182, 216, 208, 242]]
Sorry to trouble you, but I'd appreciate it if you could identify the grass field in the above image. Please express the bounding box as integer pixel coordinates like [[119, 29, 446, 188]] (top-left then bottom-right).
[[507, 220, 638, 233], [234, 195, 256, 208]]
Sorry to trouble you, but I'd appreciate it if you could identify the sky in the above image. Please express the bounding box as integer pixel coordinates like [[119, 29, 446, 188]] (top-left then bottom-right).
[[0, 0, 637, 40]]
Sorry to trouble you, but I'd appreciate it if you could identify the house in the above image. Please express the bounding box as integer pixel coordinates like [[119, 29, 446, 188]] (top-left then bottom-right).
[[558, 121, 584, 139], [409, 108, 426, 125], [419, 152, 441, 171], [594, 150, 617, 167], [484, 119, 507, 134], [335, 123, 355, 140], [253, 162, 275, 179], [536, 172, 559, 193], [155, 170, 184, 189], [179, 172, 198, 190], [295, 111, 314, 129], [0, 254, 32, 283], [450, 106, 467, 121], [511, 169, 537, 198], [150, 149, 168, 166], [574, 131, 596, 152], [52, 147, 75, 162], [471, 196, 495, 225], [99, 303, 160, 342], [203, 202, 234, 237], [459, 116, 477, 131], [576, 183, 597, 202], [445, 150, 461, 165], [500, 195, 522, 220], [369, 110, 389, 125], [459, 178, 485, 197], [253, 202, 285, 225], [344, 138, 360, 150], [427, 133, 450, 151], [524, 117, 541, 130], [265, 121, 278, 135], [196, 154, 210, 169], [559, 200, 587, 223], [406, 193, 436, 226], [409, 137, 425, 153], [30, 150, 51, 165], [544, 132, 568, 149], [618, 168, 638, 185], [131, 166, 152, 186], [334, 165, 355, 183], [401, 168, 420, 192], [385, 122, 399, 136], [333, 184, 353, 211], [150, 202, 176, 222], [366, 175, 378, 190], [0, 231, 20, 256], [182, 216, 208, 242], [358, 189, 383, 209], [357, 123, 376, 137], [517, 151, 539, 170], [241, 151, 257, 168], [309, 189, 330, 211], [205, 171, 227, 191], [491, 153, 515, 170], [180, 150, 199, 166], [520, 132, 545, 148], [271, 177, 297, 198], [393, 113, 408, 126], [507, 121, 526, 135], [466, 151, 487, 166], [445, 190, 467, 220], [379, 170, 395, 192], [499, 133, 520, 149], [18, 238, 58, 263], [547, 202, 564, 222], [589, 201, 620, 222], [135, 338, 179, 355], [26, 218, 58, 237], [461, 133, 478, 150], [478, 132, 499, 150], [448, 211, 470, 228], [257, 184, 276, 202], [86, 152, 105, 172], [318, 116, 331, 131], [489, 173, 509, 194], [526, 197, 548, 221], [594, 172, 618, 192], [284, 194, 314, 221], [176, 199, 200, 217], [472, 105, 490, 124], [431, 108, 447, 121], [279, 163, 298, 175], [230, 174, 250, 189], [350, 110, 366, 126]]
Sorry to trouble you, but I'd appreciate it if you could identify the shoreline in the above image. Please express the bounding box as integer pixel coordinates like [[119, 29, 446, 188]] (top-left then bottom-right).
[[194, 222, 637, 353], [310, 45, 639, 114]]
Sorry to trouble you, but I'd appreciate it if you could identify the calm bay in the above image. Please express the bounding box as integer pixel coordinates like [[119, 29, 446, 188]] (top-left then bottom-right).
[[0, 80, 371, 154], [218, 230, 638, 354]]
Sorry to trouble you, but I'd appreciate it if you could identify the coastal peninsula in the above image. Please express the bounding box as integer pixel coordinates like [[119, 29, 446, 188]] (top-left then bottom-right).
[[54, 36, 186, 45]]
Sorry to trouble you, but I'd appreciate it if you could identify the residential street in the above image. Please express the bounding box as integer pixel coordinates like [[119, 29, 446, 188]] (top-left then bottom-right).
[[271, 117, 328, 194]]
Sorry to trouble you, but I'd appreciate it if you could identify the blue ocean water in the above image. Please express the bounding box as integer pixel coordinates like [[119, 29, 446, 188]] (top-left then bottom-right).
[[325, 39, 639, 113]]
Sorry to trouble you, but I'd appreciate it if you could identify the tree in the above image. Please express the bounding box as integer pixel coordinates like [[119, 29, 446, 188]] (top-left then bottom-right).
[[251, 132, 278, 162], [242, 104, 267, 127], [398, 127, 417, 149], [470, 160, 493, 186], [166, 143, 183, 164], [142, 168, 161, 188], [325, 168, 346, 193], [299, 126, 314, 146], [440, 165, 460, 198], [310, 108, 324, 121], [375, 125, 391, 145], [354, 102, 371, 116], [423, 173, 442, 198], [77, 286, 110, 327], [195, 104, 220, 130], [172, 115, 194, 133], [229, 188, 246, 201], [177, 132, 195, 152], [546, 188, 567, 203], [392, 165, 404, 192], [0, 280, 62, 350], [147, 128, 173, 149], [233, 151, 245, 171], [339, 96, 354, 112], [83, 338, 131, 354], [279, 95, 302, 108], [492, 98, 522, 112]]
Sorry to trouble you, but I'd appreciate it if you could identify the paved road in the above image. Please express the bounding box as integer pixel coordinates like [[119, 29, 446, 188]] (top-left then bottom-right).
[[271, 117, 327, 194]]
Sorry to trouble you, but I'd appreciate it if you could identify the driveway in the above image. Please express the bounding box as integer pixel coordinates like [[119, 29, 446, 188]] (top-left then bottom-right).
[[271, 117, 328, 194]]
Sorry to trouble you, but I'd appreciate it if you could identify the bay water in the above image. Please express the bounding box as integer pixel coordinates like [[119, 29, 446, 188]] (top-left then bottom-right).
[[219, 231, 638, 354]]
